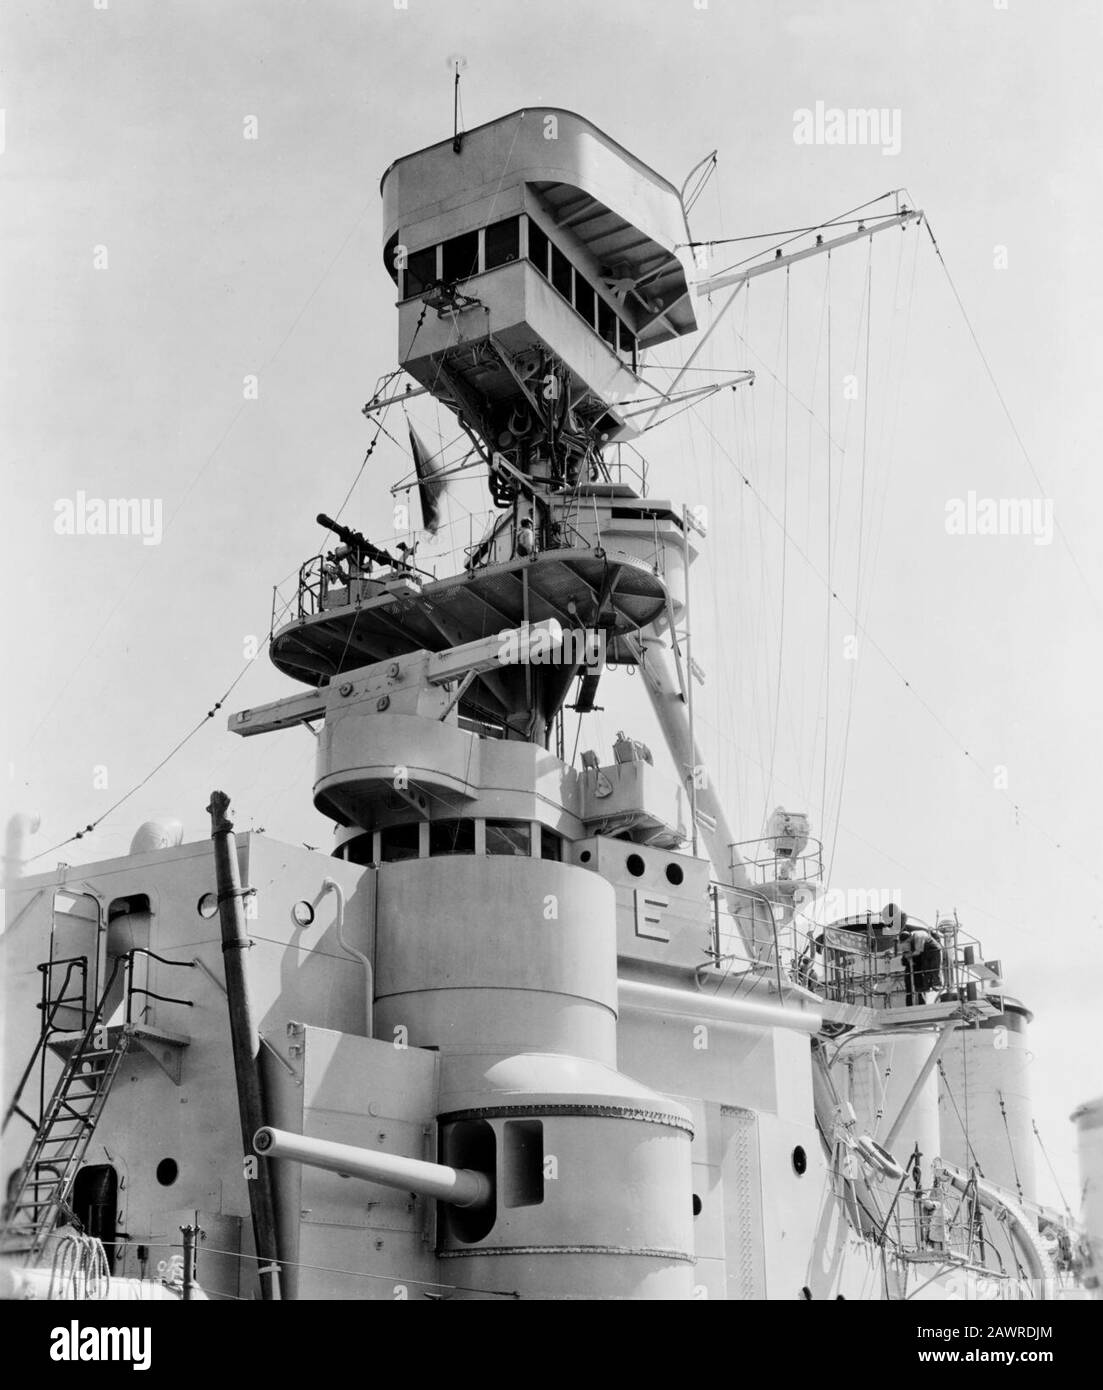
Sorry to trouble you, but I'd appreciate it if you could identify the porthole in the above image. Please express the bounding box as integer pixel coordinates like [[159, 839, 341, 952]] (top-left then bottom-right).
[[579, 850, 592, 863], [665, 863, 684, 886], [291, 901, 315, 928], [692, 1194, 702, 1217], [626, 853, 646, 878], [156, 1158, 178, 1187], [792, 1145, 807, 1176], [197, 892, 218, 920]]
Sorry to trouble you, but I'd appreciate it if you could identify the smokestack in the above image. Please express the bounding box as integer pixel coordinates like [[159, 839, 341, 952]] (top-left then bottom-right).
[[4, 812, 41, 886]]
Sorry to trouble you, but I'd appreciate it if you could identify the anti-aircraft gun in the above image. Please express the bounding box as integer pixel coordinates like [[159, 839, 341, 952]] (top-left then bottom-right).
[[316, 512, 408, 577]]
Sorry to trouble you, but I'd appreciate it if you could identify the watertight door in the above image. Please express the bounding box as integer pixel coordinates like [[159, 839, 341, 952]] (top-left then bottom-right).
[[46, 889, 105, 1030]]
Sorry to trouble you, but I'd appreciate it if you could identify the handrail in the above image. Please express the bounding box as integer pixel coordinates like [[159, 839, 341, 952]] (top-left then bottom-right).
[[2, 958, 87, 1135], [708, 880, 784, 990], [123, 949, 196, 1024], [3, 949, 197, 1134], [296, 555, 327, 619], [126, 947, 198, 969], [728, 834, 825, 889]]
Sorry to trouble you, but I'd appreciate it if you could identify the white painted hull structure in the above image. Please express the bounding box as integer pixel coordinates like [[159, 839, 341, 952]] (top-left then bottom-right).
[[1, 108, 1086, 1302]]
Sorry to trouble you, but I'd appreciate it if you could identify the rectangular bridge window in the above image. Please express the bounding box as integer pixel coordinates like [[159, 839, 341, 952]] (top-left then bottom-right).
[[597, 297, 617, 348], [619, 323, 637, 371], [485, 820, 531, 857], [403, 245, 437, 298], [429, 819, 476, 856], [551, 245, 573, 301], [527, 219, 549, 278], [574, 276, 596, 328], [441, 230, 479, 285], [379, 822, 422, 862], [484, 217, 520, 270], [539, 826, 563, 861]]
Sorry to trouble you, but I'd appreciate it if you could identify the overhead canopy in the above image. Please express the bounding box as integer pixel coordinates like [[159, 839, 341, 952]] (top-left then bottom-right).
[[381, 107, 698, 348]]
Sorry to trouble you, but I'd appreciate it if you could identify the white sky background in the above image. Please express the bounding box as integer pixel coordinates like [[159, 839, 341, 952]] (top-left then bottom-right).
[[2, 0, 1102, 1210]]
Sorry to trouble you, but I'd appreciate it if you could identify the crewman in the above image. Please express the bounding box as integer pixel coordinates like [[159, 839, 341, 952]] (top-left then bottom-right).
[[899, 921, 943, 1006], [515, 516, 538, 557]]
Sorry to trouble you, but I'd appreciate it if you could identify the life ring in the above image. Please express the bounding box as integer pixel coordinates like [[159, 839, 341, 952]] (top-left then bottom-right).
[[854, 1135, 907, 1182]]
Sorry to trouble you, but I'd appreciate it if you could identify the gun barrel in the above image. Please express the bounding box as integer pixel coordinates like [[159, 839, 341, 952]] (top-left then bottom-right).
[[316, 512, 358, 546], [253, 1126, 492, 1209], [316, 513, 399, 569]]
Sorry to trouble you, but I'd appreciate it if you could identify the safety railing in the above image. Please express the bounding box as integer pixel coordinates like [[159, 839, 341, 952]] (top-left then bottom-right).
[[781, 912, 994, 1011], [706, 882, 785, 994], [606, 445, 649, 495], [730, 834, 825, 889], [123, 948, 196, 1025], [288, 554, 398, 622], [3, 958, 89, 1135], [295, 554, 330, 620], [37, 956, 90, 1029], [828, 1137, 995, 1264], [3, 950, 196, 1137]]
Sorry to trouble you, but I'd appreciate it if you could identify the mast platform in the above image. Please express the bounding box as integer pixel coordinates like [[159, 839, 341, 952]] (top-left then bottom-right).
[[274, 548, 667, 674], [818, 996, 1000, 1034]]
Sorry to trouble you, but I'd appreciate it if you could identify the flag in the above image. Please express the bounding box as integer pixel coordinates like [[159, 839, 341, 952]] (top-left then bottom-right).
[[408, 422, 445, 535]]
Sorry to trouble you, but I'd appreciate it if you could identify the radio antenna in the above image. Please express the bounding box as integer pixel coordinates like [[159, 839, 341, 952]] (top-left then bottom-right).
[[448, 55, 468, 153]]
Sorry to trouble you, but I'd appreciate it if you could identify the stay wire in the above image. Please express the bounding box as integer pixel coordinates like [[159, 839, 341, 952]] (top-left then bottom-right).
[[764, 269, 790, 822], [25, 646, 266, 866], [828, 239, 874, 882], [1032, 1120, 1073, 1219], [684, 336, 1103, 890], [27, 189, 385, 754], [25, 394, 414, 868], [925, 218, 1103, 623]]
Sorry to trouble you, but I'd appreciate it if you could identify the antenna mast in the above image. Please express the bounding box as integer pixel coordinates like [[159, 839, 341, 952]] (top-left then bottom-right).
[[449, 54, 467, 153]]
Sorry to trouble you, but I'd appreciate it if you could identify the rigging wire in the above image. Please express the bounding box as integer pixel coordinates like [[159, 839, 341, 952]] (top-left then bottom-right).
[[682, 372, 1103, 891], [827, 238, 874, 882], [680, 149, 718, 215], [111, 1236, 519, 1298], [1032, 1120, 1073, 1219], [800, 258, 830, 808], [997, 1089, 1025, 1203], [18, 116, 539, 866], [961, 1029, 972, 1185], [24, 393, 411, 866], [764, 270, 790, 821], [682, 214, 907, 249], [704, 189, 908, 287], [924, 218, 1103, 623], [50, 123, 510, 817], [25, 650, 263, 866], [820, 252, 832, 841], [857, 223, 921, 633], [937, 1060, 986, 1175], [25, 189, 387, 756]]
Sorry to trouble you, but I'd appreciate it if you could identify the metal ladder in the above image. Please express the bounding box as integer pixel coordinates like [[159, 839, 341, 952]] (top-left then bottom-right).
[[1, 1019, 130, 1264]]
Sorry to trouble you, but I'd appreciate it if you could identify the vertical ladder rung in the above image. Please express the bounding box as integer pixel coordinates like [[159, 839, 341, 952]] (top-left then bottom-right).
[[5, 1023, 130, 1255]]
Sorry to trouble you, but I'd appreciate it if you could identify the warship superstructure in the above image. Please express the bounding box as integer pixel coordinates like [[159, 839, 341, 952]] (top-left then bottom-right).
[[0, 109, 1086, 1301]]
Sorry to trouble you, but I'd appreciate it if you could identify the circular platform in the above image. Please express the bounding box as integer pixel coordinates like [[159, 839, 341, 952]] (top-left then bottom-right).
[[270, 548, 671, 728]]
